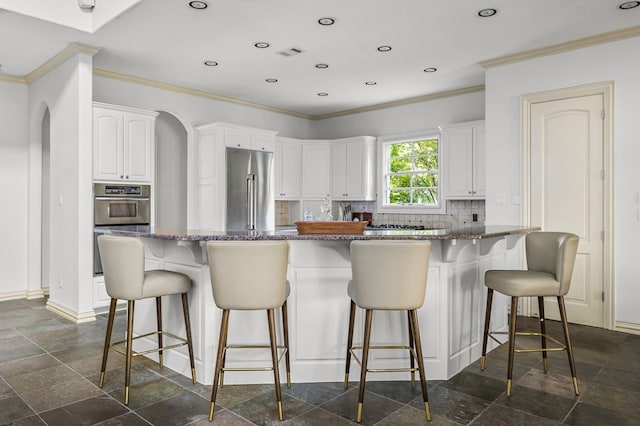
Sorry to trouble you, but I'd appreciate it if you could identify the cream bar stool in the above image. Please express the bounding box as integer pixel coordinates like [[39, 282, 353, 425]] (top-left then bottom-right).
[[345, 240, 432, 423], [206, 240, 290, 422], [481, 231, 580, 397], [97, 234, 196, 405]]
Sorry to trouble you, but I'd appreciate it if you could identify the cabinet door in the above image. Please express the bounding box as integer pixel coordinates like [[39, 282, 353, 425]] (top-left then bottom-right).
[[124, 113, 153, 182], [278, 141, 301, 199], [224, 128, 251, 149], [331, 142, 348, 199], [472, 126, 486, 197], [251, 134, 275, 152], [443, 127, 474, 198], [93, 108, 124, 181], [302, 142, 331, 198]]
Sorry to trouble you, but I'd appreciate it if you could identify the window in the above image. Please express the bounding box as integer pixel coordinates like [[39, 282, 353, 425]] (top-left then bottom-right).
[[378, 132, 444, 213]]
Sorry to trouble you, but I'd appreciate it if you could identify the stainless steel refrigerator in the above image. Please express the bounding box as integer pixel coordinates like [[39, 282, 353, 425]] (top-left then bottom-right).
[[226, 147, 275, 232]]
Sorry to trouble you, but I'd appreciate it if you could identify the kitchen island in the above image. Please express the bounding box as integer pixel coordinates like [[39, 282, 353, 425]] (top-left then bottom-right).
[[94, 225, 537, 385]]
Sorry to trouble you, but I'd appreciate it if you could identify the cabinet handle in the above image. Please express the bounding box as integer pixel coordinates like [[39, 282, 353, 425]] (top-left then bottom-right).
[[120, 175, 124, 179]]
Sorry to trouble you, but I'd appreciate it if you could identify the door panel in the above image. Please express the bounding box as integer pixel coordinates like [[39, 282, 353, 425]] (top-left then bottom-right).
[[530, 94, 604, 327]]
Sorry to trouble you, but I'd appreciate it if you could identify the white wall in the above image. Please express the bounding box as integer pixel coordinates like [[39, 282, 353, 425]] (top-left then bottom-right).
[[485, 36, 640, 325], [28, 54, 95, 317], [0, 80, 29, 297], [310, 91, 485, 138]]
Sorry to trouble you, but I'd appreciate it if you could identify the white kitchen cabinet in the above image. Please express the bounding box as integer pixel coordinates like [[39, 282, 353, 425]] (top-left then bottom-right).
[[224, 126, 275, 152], [331, 136, 376, 200], [274, 137, 301, 200], [442, 121, 485, 199], [194, 122, 277, 230], [301, 141, 332, 198], [93, 103, 157, 183]]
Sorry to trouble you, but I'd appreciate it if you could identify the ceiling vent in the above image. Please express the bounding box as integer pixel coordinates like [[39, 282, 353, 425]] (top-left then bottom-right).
[[278, 48, 304, 57]]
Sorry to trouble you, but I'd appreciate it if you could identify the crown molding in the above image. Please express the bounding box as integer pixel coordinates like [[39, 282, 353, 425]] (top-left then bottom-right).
[[93, 68, 313, 120], [0, 74, 26, 84], [480, 24, 640, 69], [310, 85, 486, 121], [24, 43, 100, 84]]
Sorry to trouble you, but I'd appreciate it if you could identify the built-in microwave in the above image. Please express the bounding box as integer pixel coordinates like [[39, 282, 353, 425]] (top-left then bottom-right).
[[94, 183, 150, 226]]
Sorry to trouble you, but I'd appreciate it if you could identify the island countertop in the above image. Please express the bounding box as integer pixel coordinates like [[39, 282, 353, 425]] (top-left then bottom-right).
[[94, 224, 539, 241]]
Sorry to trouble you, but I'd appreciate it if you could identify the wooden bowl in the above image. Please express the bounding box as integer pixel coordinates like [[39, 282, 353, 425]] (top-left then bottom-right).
[[295, 221, 368, 235]]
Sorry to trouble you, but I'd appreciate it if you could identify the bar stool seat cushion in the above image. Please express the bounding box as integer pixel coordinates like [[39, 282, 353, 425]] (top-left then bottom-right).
[[485, 270, 560, 297], [141, 270, 192, 299]]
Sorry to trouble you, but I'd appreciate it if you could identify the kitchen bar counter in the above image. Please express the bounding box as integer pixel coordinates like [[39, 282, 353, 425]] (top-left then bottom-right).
[[93, 225, 536, 386], [94, 224, 536, 241]]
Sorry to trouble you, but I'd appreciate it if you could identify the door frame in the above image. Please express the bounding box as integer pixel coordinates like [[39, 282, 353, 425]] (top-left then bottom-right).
[[520, 81, 614, 330]]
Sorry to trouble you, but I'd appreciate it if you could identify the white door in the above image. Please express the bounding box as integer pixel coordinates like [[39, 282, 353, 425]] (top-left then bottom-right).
[[530, 94, 604, 327]]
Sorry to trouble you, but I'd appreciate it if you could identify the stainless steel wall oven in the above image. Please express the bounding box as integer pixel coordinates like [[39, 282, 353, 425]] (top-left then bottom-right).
[[93, 183, 150, 275]]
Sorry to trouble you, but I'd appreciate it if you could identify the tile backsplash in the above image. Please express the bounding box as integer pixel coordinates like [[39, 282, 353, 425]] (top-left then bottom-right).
[[276, 199, 485, 229]]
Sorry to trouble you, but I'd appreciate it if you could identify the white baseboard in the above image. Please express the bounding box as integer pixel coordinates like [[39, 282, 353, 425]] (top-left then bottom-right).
[[0, 288, 49, 302], [46, 299, 96, 324], [615, 321, 640, 335]]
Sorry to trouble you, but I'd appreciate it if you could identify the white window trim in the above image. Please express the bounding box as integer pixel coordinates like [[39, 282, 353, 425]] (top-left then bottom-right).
[[376, 128, 446, 215]]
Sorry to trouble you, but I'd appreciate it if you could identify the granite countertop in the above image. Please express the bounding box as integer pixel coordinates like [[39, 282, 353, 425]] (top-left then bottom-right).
[[94, 225, 539, 241]]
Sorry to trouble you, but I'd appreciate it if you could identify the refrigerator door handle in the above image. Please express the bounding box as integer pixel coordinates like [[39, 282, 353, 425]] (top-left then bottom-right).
[[246, 174, 256, 230]]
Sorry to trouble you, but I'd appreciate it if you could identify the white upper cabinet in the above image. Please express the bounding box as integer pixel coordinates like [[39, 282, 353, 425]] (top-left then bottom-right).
[[442, 121, 485, 199], [274, 137, 301, 200], [301, 141, 332, 198], [331, 136, 376, 200], [93, 103, 157, 183], [224, 126, 275, 152]]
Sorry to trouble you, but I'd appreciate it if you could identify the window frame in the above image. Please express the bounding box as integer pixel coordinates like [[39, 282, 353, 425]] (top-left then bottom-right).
[[376, 129, 446, 214]]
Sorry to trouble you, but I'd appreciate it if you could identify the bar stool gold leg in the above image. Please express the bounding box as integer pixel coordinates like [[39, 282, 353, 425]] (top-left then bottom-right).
[[410, 310, 431, 421], [268, 309, 284, 421], [282, 300, 291, 388], [506, 297, 518, 397], [209, 309, 229, 422], [538, 296, 548, 373], [356, 309, 373, 423], [181, 293, 197, 384], [124, 300, 135, 405], [407, 311, 416, 389], [480, 288, 493, 371], [99, 298, 117, 388], [156, 297, 163, 369], [558, 296, 579, 395], [344, 300, 356, 390]]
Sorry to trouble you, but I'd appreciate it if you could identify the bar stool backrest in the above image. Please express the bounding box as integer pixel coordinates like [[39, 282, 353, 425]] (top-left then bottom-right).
[[98, 235, 146, 300], [206, 241, 289, 310], [350, 240, 431, 310], [525, 232, 579, 296]]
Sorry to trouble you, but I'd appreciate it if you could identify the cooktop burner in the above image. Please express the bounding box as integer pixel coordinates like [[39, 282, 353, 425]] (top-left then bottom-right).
[[367, 224, 426, 230]]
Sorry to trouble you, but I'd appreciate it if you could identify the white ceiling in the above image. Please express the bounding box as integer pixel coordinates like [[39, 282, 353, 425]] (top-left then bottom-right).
[[1, 0, 639, 117]]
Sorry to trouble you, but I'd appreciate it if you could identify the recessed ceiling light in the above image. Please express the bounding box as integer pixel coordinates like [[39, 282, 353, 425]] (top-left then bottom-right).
[[265, 78, 278, 83], [365, 81, 377, 85], [315, 63, 329, 69], [423, 67, 437, 73], [477, 8, 497, 17], [317, 92, 329, 96], [254, 42, 270, 48], [188, 1, 208, 10], [203, 60, 218, 66], [619, 1, 640, 9], [318, 17, 335, 25], [377, 45, 392, 52]]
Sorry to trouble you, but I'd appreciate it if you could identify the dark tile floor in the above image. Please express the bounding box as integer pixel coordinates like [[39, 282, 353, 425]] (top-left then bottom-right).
[[1, 298, 639, 425]]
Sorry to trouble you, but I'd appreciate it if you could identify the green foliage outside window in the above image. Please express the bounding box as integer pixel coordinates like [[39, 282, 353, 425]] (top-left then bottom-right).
[[385, 138, 439, 206]]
